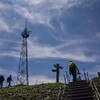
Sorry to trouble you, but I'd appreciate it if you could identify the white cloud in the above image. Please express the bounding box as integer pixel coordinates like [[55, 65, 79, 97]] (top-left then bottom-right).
[[0, 0, 90, 32], [0, 2, 15, 32], [0, 67, 17, 77], [14, 5, 51, 26], [0, 38, 97, 63], [0, 67, 5, 73], [0, 51, 19, 58], [0, 2, 11, 10], [29, 75, 55, 85], [27, 39, 97, 62], [96, 32, 100, 39], [27, 0, 45, 5], [0, 0, 87, 27], [0, 39, 20, 58], [0, 0, 98, 63], [0, 17, 12, 32]]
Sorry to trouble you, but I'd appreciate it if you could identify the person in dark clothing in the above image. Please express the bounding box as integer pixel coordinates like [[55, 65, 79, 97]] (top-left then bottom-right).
[[69, 61, 80, 82], [0, 75, 4, 88], [7, 75, 12, 87]]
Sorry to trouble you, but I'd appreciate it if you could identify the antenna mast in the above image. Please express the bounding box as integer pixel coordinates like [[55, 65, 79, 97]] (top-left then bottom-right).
[[17, 19, 30, 85]]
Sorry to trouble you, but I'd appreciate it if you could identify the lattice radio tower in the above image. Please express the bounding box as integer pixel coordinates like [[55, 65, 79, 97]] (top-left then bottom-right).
[[17, 19, 30, 85]]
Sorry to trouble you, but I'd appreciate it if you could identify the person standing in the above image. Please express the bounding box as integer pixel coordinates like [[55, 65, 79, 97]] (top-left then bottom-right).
[[0, 75, 4, 88], [69, 61, 80, 82], [7, 75, 12, 87]]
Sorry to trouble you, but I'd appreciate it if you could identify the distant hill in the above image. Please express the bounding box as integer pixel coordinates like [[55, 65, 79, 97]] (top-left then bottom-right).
[[0, 77, 100, 100]]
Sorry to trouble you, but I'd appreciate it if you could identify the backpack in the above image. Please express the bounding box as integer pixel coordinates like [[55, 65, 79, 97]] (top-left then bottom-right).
[[7, 77, 12, 82]]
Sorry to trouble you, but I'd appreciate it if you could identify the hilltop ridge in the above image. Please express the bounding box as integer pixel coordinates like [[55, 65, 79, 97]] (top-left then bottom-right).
[[0, 77, 100, 100]]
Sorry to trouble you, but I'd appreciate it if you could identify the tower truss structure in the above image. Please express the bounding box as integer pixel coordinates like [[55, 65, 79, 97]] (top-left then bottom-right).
[[17, 20, 30, 85]]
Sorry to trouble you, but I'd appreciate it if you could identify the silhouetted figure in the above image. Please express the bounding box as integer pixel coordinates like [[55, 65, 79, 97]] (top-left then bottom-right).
[[69, 61, 80, 82], [0, 75, 4, 88], [7, 75, 12, 87]]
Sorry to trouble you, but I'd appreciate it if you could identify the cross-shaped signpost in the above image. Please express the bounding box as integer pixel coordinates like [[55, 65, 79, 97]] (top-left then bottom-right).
[[52, 64, 63, 82]]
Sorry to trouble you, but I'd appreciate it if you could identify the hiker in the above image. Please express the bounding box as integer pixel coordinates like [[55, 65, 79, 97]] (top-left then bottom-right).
[[69, 61, 80, 82], [0, 75, 4, 88], [7, 75, 12, 87]]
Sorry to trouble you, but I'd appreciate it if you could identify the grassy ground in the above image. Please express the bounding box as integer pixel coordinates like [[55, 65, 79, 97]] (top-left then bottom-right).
[[0, 77, 100, 100], [92, 77, 100, 93], [0, 83, 65, 100]]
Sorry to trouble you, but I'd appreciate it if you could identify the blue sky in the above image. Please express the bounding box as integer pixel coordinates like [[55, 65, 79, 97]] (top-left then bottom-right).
[[0, 0, 100, 85]]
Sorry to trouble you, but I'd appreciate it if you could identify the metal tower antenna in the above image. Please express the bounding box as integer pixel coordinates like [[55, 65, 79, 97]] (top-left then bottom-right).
[[17, 19, 30, 85], [25, 18, 27, 29]]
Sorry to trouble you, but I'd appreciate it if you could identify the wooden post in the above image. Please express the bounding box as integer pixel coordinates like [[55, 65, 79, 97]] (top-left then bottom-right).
[[52, 64, 63, 82]]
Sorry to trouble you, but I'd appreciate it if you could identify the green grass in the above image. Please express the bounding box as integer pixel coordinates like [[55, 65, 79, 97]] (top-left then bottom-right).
[[0, 83, 64, 100], [92, 77, 100, 93], [0, 77, 100, 100]]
